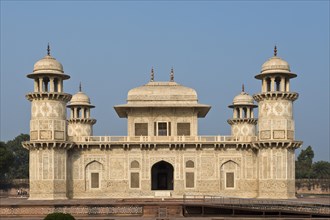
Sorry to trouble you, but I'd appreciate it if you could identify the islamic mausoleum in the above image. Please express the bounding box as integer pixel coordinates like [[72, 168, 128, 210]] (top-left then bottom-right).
[[23, 45, 302, 200]]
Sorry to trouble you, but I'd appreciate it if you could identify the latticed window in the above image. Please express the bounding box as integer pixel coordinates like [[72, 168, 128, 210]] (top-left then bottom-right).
[[185, 172, 194, 188], [135, 123, 148, 136], [177, 123, 190, 136], [91, 173, 99, 188], [130, 172, 140, 188], [226, 172, 234, 188]]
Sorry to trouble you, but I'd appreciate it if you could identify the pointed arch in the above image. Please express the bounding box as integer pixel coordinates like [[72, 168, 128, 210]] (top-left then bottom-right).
[[85, 160, 103, 190], [151, 160, 174, 190], [220, 160, 240, 190]]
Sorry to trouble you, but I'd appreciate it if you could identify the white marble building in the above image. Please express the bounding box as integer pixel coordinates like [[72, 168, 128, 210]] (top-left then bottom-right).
[[23, 45, 302, 200]]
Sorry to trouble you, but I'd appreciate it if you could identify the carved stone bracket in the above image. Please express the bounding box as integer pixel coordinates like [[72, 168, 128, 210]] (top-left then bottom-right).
[[22, 141, 73, 150], [26, 92, 72, 102], [253, 92, 298, 102]]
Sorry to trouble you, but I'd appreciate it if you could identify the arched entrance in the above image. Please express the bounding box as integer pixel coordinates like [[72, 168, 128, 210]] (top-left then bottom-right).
[[151, 161, 174, 190]]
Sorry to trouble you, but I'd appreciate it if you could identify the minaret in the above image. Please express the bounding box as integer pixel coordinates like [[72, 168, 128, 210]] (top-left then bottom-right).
[[227, 84, 257, 140], [67, 83, 96, 140], [253, 47, 302, 199], [23, 45, 72, 200]]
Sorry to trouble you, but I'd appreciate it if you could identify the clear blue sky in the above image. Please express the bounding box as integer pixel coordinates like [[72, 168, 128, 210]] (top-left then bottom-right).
[[1, 1, 329, 161]]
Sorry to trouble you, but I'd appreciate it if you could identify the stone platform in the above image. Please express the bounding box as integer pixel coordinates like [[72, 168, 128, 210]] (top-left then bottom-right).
[[0, 196, 329, 219]]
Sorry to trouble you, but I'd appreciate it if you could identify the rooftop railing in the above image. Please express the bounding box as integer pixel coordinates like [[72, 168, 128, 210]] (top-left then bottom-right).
[[71, 135, 257, 143]]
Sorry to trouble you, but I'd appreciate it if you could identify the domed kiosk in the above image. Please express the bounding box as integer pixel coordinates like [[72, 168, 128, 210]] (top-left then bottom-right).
[[227, 85, 258, 138], [67, 84, 96, 138]]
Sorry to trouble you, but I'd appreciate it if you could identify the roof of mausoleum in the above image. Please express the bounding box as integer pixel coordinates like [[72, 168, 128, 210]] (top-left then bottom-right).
[[114, 81, 211, 118]]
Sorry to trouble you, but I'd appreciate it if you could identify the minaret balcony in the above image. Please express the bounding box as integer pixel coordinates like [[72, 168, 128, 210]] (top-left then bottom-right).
[[67, 118, 97, 125], [26, 92, 72, 102], [227, 118, 258, 125], [253, 92, 298, 102]]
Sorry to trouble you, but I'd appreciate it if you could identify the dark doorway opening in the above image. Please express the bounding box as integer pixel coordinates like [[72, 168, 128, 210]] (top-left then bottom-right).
[[151, 161, 174, 190]]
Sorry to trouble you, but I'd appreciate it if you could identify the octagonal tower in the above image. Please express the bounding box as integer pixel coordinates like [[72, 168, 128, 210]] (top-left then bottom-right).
[[23, 45, 72, 199], [67, 84, 96, 140], [253, 47, 302, 199], [227, 85, 258, 140]]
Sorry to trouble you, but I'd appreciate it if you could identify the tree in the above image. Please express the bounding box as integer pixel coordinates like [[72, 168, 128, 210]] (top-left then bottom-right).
[[0, 141, 14, 179], [44, 212, 75, 220], [311, 161, 330, 179], [5, 134, 30, 179], [296, 145, 314, 179]]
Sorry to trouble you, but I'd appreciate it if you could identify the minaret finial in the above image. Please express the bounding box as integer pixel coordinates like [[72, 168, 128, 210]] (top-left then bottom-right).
[[47, 43, 51, 56], [150, 67, 154, 82], [79, 82, 82, 92], [274, 45, 277, 56], [170, 67, 174, 82], [242, 84, 245, 92]]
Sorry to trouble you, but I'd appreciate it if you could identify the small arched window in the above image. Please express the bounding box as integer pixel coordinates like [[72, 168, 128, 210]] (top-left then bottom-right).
[[186, 160, 194, 168], [236, 108, 240, 119], [131, 160, 140, 169]]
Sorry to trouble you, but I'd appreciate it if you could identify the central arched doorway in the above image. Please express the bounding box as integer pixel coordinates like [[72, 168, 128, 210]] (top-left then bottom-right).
[[151, 161, 174, 190]]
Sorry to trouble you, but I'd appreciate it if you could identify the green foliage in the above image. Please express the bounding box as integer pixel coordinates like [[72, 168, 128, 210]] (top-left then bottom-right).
[[1, 134, 29, 179], [0, 141, 14, 179], [296, 145, 314, 179], [44, 212, 75, 220], [311, 161, 330, 179]]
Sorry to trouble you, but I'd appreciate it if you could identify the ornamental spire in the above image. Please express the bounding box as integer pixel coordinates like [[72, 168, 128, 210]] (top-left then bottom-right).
[[242, 84, 245, 92], [274, 45, 277, 57], [150, 67, 154, 82], [47, 43, 51, 56], [79, 82, 82, 92], [170, 67, 174, 82]]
